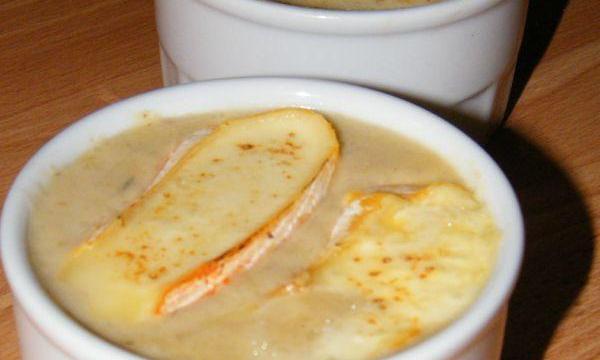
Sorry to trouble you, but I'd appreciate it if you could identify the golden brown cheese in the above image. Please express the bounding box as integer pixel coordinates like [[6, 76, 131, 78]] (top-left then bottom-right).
[[284, 184, 499, 358], [60, 108, 339, 322]]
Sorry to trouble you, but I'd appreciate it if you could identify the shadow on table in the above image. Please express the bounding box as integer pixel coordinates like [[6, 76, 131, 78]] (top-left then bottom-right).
[[485, 129, 594, 360], [505, 0, 571, 117]]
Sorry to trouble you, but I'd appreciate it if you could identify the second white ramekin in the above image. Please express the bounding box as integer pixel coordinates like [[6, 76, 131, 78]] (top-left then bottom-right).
[[155, 0, 528, 138]]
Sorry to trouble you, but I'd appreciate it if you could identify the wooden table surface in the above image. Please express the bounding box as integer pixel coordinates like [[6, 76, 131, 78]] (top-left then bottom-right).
[[0, 0, 598, 359]]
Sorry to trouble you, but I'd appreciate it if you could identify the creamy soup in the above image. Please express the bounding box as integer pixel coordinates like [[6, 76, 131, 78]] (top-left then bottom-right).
[[28, 110, 498, 359], [274, 0, 441, 10]]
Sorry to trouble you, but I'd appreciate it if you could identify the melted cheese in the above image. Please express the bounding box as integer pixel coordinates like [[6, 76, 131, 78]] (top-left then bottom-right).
[[286, 183, 499, 358], [59, 108, 339, 322]]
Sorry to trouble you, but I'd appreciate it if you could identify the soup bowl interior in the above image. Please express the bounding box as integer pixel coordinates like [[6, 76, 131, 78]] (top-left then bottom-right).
[[195, 0, 509, 34], [1, 77, 523, 360]]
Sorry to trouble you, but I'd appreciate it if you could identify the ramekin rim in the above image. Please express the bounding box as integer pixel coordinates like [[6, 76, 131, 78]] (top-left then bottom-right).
[[191, 0, 507, 34]]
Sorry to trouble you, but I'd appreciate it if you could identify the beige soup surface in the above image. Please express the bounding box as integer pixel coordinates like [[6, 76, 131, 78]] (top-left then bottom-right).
[[28, 110, 498, 359], [274, 0, 441, 10]]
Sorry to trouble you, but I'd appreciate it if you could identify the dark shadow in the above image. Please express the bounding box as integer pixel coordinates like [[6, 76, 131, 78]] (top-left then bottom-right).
[[485, 129, 594, 360], [505, 0, 571, 117]]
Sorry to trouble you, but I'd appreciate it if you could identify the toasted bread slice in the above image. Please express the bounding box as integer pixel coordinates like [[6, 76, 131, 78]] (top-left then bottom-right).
[[60, 108, 339, 322]]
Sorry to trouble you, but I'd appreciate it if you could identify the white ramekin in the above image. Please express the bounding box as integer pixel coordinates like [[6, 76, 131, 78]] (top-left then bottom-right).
[[1, 78, 523, 360], [155, 0, 528, 138]]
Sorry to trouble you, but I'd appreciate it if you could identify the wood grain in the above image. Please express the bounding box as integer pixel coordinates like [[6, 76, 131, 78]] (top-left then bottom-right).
[[0, 0, 598, 359]]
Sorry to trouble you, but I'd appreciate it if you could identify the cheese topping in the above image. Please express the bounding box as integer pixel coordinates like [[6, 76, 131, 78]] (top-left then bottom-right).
[[60, 109, 339, 321], [280, 184, 499, 358]]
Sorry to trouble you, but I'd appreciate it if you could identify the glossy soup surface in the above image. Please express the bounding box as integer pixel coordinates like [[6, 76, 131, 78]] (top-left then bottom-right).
[[28, 110, 498, 359]]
